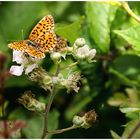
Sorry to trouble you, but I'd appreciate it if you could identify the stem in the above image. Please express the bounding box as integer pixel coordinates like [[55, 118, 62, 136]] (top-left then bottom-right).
[[55, 63, 60, 76], [47, 125, 77, 135], [61, 62, 78, 71], [41, 86, 56, 138], [41, 63, 60, 138], [121, 2, 140, 23], [127, 120, 140, 138]]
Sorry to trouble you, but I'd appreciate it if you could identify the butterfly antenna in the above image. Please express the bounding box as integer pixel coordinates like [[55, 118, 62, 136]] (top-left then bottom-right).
[[21, 29, 24, 40]]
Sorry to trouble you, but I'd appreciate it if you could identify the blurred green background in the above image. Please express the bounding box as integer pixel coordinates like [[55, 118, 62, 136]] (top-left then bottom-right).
[[1, 1, 140, 138]]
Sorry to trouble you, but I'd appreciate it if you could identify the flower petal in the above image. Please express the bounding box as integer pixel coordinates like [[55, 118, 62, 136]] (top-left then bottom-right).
[[10, 65, 24, 76], [25, 64, 37, 74], [13, 50, 24, 64], [88, 49, 96, 60]]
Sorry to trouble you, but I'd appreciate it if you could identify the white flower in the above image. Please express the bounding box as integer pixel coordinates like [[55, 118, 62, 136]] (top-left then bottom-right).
[[74, 45, 90, 59], [9, 50, 41, 76], [25, 64, 37, 75], [73, 45, 96, 62]]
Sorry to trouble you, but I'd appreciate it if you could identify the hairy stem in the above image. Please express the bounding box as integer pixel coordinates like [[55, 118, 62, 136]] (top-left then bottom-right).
[[127, 120, 140, 138], [47, 125, 77, 135], [41, 64, 60, 138], [41, 86, 55, 138]]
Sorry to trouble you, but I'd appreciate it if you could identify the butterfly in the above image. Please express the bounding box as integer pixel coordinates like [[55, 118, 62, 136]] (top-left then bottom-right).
[[8, 15, 57, 59]]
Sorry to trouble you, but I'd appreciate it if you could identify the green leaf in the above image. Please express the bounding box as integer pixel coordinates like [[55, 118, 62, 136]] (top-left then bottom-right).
[[122, 119, 140, 138], [55, 16, 84, 44], [86, 2, 117, 52], [110, 130, 121, 139], [46, 2, 71, 18], [120, 107, 140, 114], [22, 115, 44, 138], [107, 92, 128, 107], [9, 107, 28, 120], [47, 109, 60, 138], [48, 109, 60, 131], [114, 25, 140, 54], [9, 108, 59, 138], [111, 55, 140, 87], [22, 109, 59, 138], [109, 67, 139, 87]]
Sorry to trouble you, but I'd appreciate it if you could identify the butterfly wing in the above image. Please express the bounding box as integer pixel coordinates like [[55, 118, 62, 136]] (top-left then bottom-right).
[[29, 15, 57, 52], [29, 15, 55, 40], [8, 41, 27, 51], [25, 46, 45, 59], [9, 15, 57, 59]]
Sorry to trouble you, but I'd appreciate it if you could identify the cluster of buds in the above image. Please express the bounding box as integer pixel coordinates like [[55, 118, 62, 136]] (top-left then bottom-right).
[[50, 38, 96, 64], [72, 38, 96, 62], [29, 68, 81, 93], [18, 91, 45, 112], [72, 110, 97, 129]]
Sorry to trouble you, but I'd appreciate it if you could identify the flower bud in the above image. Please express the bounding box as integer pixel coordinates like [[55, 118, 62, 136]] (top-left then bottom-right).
[[74, 45, 90, 60], [50, 52, 61, 64], [43, 75, 52, 85], [75, 38, 86, 47], [52, 73, 63, 85], [61, 72, 81, 93], [87, 49, 96, 62], [72, 110, 97, 129], [73, 116, 84, 127], [28, 68, 52, 91], [18, 91, 45, 112], [67, 47, 74, 53], [83, 110, 97, 127]]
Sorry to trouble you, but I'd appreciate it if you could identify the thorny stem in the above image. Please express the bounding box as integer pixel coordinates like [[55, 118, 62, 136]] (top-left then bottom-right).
[[47, 125, 77, 135], [127, 120, 140, 138], [121, 2, 140, 23], [41, 64, 60, 139]]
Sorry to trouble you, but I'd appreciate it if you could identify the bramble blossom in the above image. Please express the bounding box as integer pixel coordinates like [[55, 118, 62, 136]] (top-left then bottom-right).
[[9, 50, 41, 76], [72, 38, 96, 62]]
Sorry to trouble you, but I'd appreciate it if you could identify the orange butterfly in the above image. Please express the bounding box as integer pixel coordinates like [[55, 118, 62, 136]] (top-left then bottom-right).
[[8, 15, 57, 59]]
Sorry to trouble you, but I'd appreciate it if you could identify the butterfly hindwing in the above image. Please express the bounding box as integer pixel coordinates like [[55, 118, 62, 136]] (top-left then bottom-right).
[[25, 45, 45, 59], [8, 41, 27, 51]]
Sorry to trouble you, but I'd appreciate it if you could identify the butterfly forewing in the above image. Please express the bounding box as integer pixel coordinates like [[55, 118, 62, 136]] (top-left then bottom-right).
[[29, 15, 55, 42], [29, 15, 57, 52]]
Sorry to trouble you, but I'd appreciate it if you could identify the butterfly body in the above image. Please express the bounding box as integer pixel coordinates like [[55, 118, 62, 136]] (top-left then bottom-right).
[[8, 15, 57, 59]]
